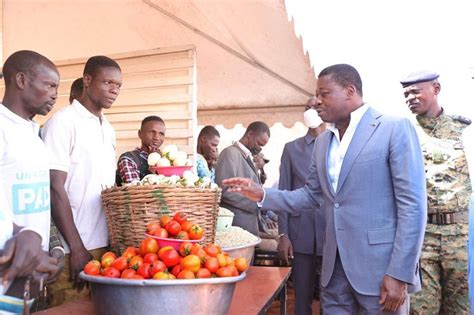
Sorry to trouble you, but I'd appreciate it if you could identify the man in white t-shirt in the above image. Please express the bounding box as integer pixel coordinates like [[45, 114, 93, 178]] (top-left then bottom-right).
[[0, 50, 60, 252], [1, 174, 58, 301], [42, 56, 122, 306], [0, 50, 64, 308]]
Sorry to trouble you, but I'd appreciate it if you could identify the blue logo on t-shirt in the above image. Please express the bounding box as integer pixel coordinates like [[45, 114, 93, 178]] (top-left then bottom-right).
[[11, 182, 50, 214]]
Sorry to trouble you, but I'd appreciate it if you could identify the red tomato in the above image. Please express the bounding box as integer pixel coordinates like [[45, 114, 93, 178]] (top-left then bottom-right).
[[153, 227, 169, 238], [159, 215, 172, 228], [160, 249, 180, 267], [101, 255, 115, 269], [84, 260, 101, 276], [190, 246, 207, 263], [120, 269, 137, 279], [122, 247, 139, 260], [158, 246, 174, 257], [216, 253, 227, 267], [180, 221, 194, 232], [102, 267, 120, 278], [173, 212, 187, 225], [153, 271, 174, 280], [111, 256, 128, 272], [139, 237, 159, 256], [228, 265, 239, 277], [131, 275, 145, 280], [150, 260, 167, 276], [177, 270, 195, 279], [178, 242, 194, 257], [143, 253, 159, 264], [171, 264, 182, 277], [180, 255, 201, 273], [165, 220, 182, 236], [146, 221, 161, 234], [204, 257, 219, 274], [196, 268, 212, 278], [216, 266, 234, 278], [225, 256, 234, 267], [137, 263, 152, 279], [175, 231, 190, 240], [204, 244, 221, 257], [128, 256, 144, 270], [188, 225, 204, 240], [234, 257, 249, 273]]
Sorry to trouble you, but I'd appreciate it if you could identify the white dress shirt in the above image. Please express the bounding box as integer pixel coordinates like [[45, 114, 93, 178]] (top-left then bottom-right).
[[326, 104, 369, 192]]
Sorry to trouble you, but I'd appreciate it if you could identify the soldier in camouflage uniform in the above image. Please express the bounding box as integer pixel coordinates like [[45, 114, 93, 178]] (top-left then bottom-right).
[[400, 70, 472, 315]]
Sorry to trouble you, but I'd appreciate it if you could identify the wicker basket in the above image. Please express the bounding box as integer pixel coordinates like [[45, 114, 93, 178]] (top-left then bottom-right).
[[101, 185, 221, 253]]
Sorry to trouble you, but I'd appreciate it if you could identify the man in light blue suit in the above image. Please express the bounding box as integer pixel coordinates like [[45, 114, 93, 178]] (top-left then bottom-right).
[[223, 64, 427, 314]]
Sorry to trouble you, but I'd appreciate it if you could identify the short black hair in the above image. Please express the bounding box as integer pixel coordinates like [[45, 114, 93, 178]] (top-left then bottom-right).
[[83, 55, 121, 78], [198, 125, 220, 141], [244, 121, 270, 137], [2, 50, 56, 88], [141, 115, 164, 129], [319, 64, 363, 97], [69, 77, 84, 102]]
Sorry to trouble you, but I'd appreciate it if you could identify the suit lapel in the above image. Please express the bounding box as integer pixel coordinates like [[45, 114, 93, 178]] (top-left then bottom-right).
[[232, 143, 260, 180], [318, 131, 335, 197], [336, 108, 381, 194]]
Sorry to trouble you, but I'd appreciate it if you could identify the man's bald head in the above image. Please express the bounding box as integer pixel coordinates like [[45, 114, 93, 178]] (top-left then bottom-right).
[[2, 50, 57, 88]]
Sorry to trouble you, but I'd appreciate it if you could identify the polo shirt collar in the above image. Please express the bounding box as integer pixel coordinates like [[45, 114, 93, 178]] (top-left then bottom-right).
[[0, 104, 39, 132], [71, 99, 105, 120]]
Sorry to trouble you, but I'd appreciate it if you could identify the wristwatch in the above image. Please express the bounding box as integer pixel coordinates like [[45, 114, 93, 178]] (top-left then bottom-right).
[[278, 233, 286, 239]]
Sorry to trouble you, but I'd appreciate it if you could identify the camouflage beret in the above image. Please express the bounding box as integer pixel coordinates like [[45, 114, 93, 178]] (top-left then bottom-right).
[[400, 70, 440, 87]]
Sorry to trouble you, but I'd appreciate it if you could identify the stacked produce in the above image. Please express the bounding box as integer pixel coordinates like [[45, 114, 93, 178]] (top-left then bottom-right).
[[145, 212, 203, 241], [148, 144, 192, 167], [84, 214, 248, 280]]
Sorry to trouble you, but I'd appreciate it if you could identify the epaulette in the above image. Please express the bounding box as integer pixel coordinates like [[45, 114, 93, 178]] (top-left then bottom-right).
[[451, 115, 472, 125]]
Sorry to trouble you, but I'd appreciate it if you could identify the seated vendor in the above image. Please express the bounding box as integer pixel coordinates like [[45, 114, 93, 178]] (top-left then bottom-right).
[[116, 116, 166, 185], [196, 125, 220, 182]]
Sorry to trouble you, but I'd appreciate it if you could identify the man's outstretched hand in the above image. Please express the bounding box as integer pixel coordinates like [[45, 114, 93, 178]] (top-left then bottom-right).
[[222, 177, 264, 202]]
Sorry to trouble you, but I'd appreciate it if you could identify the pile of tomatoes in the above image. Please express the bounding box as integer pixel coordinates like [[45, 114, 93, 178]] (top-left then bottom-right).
[[146, 212, 203, 240], [83, 236, 249, 280]]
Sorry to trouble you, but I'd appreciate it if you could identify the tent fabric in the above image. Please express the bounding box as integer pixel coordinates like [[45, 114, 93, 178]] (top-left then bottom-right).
[[2, 0, 316, 127], [143, 0, 316, 126]]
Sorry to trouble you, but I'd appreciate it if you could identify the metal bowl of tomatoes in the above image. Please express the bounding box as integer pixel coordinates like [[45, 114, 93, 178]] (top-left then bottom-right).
[[80, 271, 246, 315]]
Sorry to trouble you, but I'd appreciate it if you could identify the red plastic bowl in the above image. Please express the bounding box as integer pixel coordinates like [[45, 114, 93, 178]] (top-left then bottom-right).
[[144, 233, 204, 250], [149, 166, 193, 177]]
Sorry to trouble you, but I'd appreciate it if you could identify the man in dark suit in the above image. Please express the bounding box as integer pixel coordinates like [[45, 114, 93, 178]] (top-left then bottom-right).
[[223, 64, 427, 314], [215, 121, 270, 236], [278, 97, 326, 314]]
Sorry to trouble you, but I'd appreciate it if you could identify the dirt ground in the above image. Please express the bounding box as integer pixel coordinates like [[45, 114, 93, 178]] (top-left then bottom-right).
[[266, 284, 321, 315]]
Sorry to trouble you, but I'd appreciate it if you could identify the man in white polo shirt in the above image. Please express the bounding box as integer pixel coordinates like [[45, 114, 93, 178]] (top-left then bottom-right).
[[42, 56, 122, 306], [0, 50, 60, 253]]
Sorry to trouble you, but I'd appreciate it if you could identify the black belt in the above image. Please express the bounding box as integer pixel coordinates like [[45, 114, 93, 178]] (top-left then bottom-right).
[[427, 212, 468, 225]]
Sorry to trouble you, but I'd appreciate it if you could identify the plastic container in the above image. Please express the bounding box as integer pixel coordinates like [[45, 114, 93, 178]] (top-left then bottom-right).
[[144, 233, 204, 250], [149, 165, 192, 177], [80, 271, 246, 315], [216, 215, 234, 231], [222, 238, 262, 262]]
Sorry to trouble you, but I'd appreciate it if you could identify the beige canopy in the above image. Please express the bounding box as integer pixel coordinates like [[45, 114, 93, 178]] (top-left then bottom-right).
[[1, 0, 316, 128]]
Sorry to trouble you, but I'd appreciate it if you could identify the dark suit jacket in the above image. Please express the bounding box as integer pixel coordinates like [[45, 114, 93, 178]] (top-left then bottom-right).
[[278, 132, 324, 255], [215, 143, 261, 235]]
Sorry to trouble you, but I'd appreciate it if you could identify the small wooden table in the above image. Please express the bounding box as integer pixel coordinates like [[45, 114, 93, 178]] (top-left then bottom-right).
[[36, 266, 291, 315]]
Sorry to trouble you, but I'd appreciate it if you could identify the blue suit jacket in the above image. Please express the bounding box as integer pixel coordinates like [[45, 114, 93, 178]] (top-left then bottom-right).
[[263, 107, 427, 295], [278, 132, 324, 256]]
